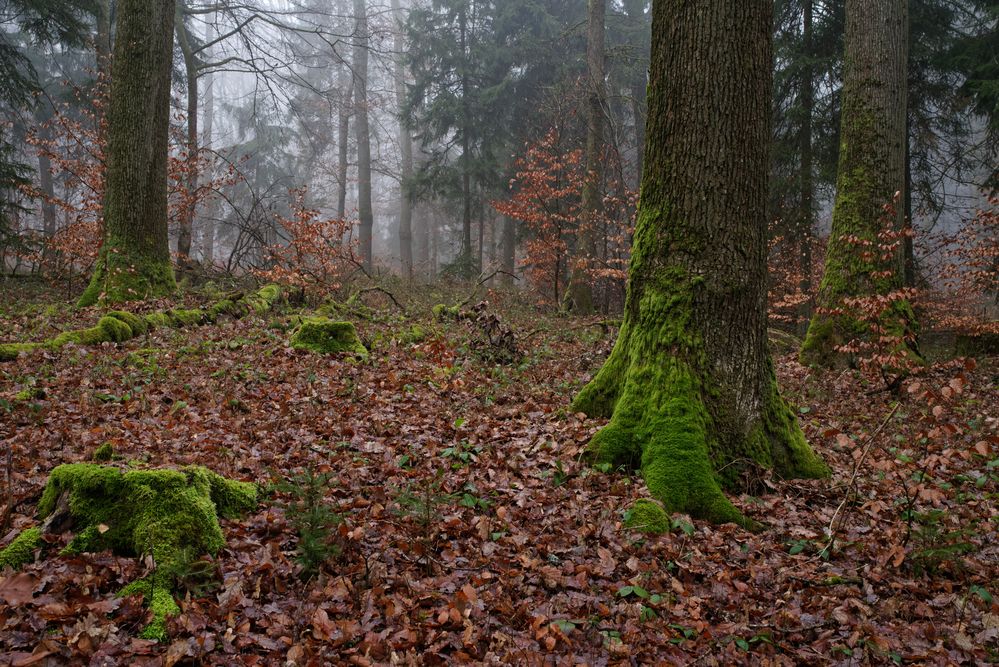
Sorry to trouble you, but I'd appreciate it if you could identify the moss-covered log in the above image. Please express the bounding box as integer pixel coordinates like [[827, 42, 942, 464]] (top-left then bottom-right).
[[801, 0, 916, 367], [290, 317, 368, 357], [0, 285, 282, 362], [35, 462, 256, 639], [572, 0, 827, 529], [0, 527, 42, 570]]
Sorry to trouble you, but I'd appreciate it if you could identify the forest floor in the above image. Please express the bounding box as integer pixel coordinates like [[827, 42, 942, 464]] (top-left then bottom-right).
[[0, 279, 996, 666]]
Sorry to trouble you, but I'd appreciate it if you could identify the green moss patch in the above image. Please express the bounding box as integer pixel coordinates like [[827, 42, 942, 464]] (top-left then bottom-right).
[[623, 499, 671, 534], [37, 463, 257, 639], [0, 527, 42, 570], [290, 317, 368, 358]]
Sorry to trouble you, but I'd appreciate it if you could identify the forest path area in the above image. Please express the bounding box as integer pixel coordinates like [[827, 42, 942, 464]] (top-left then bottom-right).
[[1, 284, 996, 665]]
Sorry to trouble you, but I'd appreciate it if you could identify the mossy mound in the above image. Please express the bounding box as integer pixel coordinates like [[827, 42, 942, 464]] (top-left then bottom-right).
[[37, 463, 257, 639], [0, 284, 283, 363], [0, 527, 42, 569], [623, 499, 671, 534], [290, 317, 368, 358]]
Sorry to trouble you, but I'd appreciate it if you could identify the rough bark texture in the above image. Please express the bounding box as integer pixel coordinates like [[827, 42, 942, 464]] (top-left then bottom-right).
[[801, 0, 913, 366], [565, 0, 605, 315], [353, 0, 374, 272], [391, 0, 414, 280], [79, 0, 177, 307], [573, 0, 827, 528]]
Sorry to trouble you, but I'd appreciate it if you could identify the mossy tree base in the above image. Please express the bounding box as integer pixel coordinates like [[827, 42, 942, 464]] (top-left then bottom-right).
[[78, 245, 177, 308], [290, 317, 368, 357], [20, 461, 258, 640]]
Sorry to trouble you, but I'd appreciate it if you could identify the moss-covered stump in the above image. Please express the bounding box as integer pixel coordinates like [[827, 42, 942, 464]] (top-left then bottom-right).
[[0, 284, 283, 362], [623, 500, 671, 535], [35, 463, 257, 640], [290, 317, 368, 358]]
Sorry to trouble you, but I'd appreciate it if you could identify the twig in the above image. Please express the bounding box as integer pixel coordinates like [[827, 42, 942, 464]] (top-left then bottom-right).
[[820, 401, 901, 558], [348, 286, 407, 315]]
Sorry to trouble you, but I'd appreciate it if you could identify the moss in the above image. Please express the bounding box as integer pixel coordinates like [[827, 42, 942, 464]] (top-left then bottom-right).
[[48, 315, 134, 349], [0, 342, 40, 361], [623, 499, 671, 534], [15, 386, 45, 401], [93, 442, 114, 462], [78, 243, 176, 307], [256, 284, 281, 304], [0, 527, 42, 570], [432, 304, 460, 321], [36, 463, 257, 639], [107, 310, 148, 336], [167, 309, 206, 327], [144, 312, 172, 329], [290, 318, 368, 358]]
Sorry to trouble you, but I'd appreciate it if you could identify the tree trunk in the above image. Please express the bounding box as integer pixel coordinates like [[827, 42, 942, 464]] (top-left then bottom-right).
[[801, 0, 913, 366], [79, 0, 177, 306], [565, 0, 605, 315], [36, 117, 56, 240], [198, 13, 216, 264], [175, 2, 197, 261], [459, 5, 473, 272], [573, 0, 827, 528], [391, 0, 414, 280], [501, 215, 515, 286], [623, 0, 647, 188], [336, 66, 353, 221], [352, 0, 373, 272], [797, 0, 815, 332]]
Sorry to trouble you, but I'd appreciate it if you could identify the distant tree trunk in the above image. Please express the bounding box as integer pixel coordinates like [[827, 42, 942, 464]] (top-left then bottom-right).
[[36, 118, 57, 240], [79, 0, 177, 306], [801, 0, 914, 366], [175, 2, 197, 260], [414, 203, 429, 277], [336, 68, 353, 221], [797, 0, 815, 330], [573, 0, 827, 528], [565, 0, 605, 315], [391, 0, 414, 280], [96, 0, 112, 78], [903, 114, 915, 286], [458, 5, 473, 271], [501, 215, 515, 286], [199, 14, 216, 264], [352, 0, 373, 272]]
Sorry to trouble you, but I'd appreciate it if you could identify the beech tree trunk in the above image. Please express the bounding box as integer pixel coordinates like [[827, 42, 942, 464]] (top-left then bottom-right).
[[352, 0, 374, 272], [175, 2, 198, 260], [336, 65, 352, 222], [573, 0, 827, 528], [801, 0, 913, 366], [565, 0, 605, 315], [79, 0, 177, 306], [391, 0, 414, 280]]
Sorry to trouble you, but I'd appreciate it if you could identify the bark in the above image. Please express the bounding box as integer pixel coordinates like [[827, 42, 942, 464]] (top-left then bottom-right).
[[565, 0, 605, 315], [573, 0, 827, 528], [353, 0, 374, 272], [79, 0, 177, 306], [801, 0, 914, 366], [336, 69, 353, 221], [391, 0, 414, 280], [175, 2, 198, 260], [500, 215, 515, 286]]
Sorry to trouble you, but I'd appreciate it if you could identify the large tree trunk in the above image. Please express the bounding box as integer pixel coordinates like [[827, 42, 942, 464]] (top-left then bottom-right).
[[801, 0, 913, 366], [573, 0, 827, 528], [565, 0, 605, 315], [352, 0, 373, 272], [175, 2, 197, 261], [79, 0, 177, 306], [391, 0, 414, 280]]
